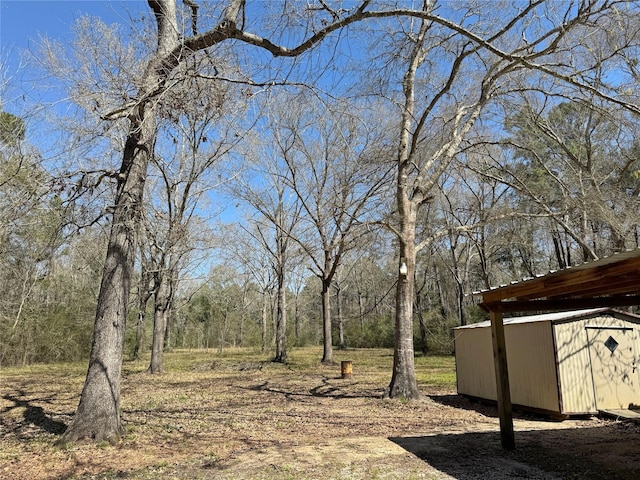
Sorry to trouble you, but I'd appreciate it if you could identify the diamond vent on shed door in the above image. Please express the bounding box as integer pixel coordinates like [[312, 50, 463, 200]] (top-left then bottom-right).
[[604, 335, 619, 354]]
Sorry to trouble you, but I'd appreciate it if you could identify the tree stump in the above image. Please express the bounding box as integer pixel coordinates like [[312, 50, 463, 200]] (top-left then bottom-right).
[[341, 360, 353, 379]]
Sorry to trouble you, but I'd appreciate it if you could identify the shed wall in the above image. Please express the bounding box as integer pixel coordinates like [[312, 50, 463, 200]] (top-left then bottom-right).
[[553, 320, 596, 414], [505, 321, 560, 411], [554, 314, 640, 413], [455, 326, 495, 400], [455, 320, 560, 412]]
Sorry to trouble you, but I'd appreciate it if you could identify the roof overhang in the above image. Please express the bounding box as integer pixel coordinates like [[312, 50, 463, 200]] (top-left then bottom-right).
[[476, 249, 640, 313]]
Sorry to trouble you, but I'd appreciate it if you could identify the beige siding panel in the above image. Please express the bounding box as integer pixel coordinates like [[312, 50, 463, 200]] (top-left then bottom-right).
[[504, 321, 560, 412], [553, 320, 596, 414], [456, 311, 640, 416], [455, 321, 560, 411], [455, 326, 496, 400], [553, 314, 640, 414], [587, 327, 640, 409]]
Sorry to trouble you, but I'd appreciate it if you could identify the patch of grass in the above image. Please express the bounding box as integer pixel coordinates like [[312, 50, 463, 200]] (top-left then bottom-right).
[[415, 354, 455, 369], [0, 361, 88, 377], [415, 355, 457, 389], [417, 369, 457, 388]]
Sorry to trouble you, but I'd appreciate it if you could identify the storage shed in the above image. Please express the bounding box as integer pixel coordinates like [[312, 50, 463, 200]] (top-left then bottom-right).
[[455, 308, 640, 417], [472, 249, 640, 449]]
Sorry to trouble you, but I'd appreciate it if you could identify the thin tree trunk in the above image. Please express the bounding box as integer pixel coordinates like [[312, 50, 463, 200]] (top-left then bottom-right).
[[133, 255, 152, 360], [133, 307, 146, 361], [164, 307, 172, 350], [218, 309, 228, 355], [261, 291, 268, 353], [294, 294, 300, 341], [415, 292, 428, 356], [552, 232, 566, 269], [358, 291, 365, 334], [456, 280, 466, 327], [434, 263, 447, 318], [148, 272, 171, 373], [239, 289, 247, 346], [274, 267, 287, 363], [321, 278, 333, 364], [336, 284, 345, 349]]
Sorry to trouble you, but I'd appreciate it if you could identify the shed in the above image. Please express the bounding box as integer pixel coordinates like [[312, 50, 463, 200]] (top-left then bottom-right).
[[473, 249, 640, 449], [454, 308, 640, 417]]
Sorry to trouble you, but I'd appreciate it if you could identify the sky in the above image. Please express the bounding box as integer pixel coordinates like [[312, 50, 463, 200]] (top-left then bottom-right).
[[1, 1, 146, 73], [1, 0, 145, 48], [0, 0, 150, 157]]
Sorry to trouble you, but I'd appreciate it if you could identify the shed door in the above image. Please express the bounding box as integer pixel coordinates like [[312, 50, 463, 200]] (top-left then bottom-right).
[[586, 327, 640, 410]]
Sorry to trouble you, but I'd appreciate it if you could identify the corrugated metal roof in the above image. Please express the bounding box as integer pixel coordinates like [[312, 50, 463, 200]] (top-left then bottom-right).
[[473, 249, 640, 297], [475, 248, 640, 312]]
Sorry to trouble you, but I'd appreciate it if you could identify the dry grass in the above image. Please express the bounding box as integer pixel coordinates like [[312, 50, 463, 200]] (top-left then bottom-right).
[[1, 348, 454, 479], [2, 347, 640, 479]]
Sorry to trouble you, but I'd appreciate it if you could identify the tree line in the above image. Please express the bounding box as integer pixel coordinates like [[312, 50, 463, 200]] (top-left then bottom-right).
[[1, 0, 639, 443]]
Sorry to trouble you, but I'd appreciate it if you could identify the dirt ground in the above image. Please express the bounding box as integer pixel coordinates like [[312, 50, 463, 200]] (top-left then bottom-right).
[[2, 350, 640, 479]]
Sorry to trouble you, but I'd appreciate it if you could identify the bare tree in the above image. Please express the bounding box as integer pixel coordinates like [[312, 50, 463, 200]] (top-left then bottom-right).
[[57, 0, 385, 443], [143, 57, 238, 373], [489, 98, 640, 263], [270, 92, 391, 364], [378, 1, 640, 399], [222, 223, 276, 352], [231, 150, 303, 363], [53, 0, 640, 441]]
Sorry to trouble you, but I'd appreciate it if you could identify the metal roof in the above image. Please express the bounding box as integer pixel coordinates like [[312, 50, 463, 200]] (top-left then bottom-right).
[[475, 249, 640, 313], [453, 307, 638, 330]]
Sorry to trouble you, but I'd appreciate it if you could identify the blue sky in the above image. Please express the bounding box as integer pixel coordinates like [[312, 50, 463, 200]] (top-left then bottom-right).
[[0, 0, 248, 228], [0, 0, 150, 150], [1, 1, 146, 72]]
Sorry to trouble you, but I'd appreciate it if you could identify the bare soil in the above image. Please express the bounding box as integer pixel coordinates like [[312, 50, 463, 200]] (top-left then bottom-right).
[[2, 349, 640, 479]]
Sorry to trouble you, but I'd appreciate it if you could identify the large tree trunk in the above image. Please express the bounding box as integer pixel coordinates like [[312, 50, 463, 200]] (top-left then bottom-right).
[[385, 8, 428, 401], [58, 0, 178, 444], [58, 117, 154, 444], [386, 208, 420, 399], [320, 277, 333, 364], [149, 308, 168, 373]]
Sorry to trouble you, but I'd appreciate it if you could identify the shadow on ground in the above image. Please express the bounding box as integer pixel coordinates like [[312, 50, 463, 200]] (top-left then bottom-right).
[[240, 377, 383, 400], [429, 393, 561, 421], [391, 423, 640, 480], [1, 390, 68, 438]]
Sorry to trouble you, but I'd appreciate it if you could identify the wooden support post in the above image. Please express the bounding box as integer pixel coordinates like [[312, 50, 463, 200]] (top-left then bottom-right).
[[490, 310, 515, 450]]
